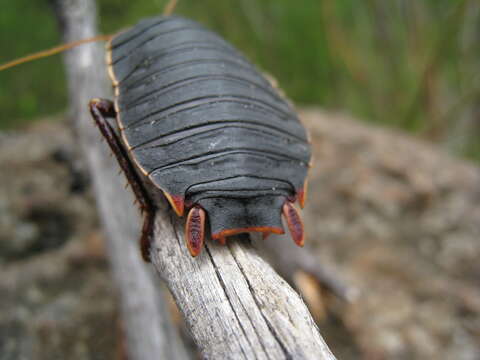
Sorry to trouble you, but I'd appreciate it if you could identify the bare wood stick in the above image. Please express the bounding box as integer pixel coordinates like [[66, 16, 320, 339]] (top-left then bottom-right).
[[151, 215, 337, 359], [52, 1, 189, 359]]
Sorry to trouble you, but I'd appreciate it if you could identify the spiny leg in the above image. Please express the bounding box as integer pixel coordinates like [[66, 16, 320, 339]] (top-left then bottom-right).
[[140, 210, 155, 261], [89, 98, 155, 262], [185, 206, 206, 257], [282, 200, 305, 247]]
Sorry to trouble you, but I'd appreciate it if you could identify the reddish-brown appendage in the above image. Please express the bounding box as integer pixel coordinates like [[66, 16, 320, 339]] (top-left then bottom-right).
[[89, 98, 155, 262], [140, 211, 155, 262], [164, 192, 184, 216], [185, 206, 206, 257], [282, 201, 305, 247], [217, 237, 227, 245], [297, 188, 305, 209], [297, 179, 308, 209], [212, 226, 284, 241]]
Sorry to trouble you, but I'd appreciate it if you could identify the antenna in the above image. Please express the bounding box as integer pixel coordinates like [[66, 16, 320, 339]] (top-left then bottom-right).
[[0, 35, 113, 72], [0, 0, 179, 72], [163, 0, 178, 16]]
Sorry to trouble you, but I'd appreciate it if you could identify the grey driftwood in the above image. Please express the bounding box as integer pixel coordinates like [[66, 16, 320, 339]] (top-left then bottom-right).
[[54, 0, 336, 358], [151, 216, 336, 359]]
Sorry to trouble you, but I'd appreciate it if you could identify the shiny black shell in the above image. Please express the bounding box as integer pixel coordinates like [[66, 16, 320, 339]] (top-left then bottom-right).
[[107, 15, 310, 236]]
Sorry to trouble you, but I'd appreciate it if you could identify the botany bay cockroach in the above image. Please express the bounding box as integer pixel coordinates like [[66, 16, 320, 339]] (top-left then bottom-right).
[[2, 13, 311, 261]]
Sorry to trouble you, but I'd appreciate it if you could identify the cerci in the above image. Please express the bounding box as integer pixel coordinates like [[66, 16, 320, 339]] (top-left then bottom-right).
[[89, 15, 311, 260]]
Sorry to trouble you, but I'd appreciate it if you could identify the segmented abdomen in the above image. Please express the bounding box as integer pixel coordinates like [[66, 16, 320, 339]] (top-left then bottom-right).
[[108, 15, 310, 207]]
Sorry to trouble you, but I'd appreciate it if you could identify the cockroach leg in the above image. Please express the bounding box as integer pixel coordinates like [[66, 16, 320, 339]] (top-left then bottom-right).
[[217, 237, 227, 245], [282, 201, 305, 247], [185, 206, 206, 257], [140, 209, 155, 262], [90, 98, 116, 118], [89, 98, 155, 262]]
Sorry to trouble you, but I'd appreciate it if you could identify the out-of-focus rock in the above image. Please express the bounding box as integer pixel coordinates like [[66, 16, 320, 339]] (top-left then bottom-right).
[[0, 121, 95, 263], [300, 108, 480, 360], [0, 120, 119, 359]]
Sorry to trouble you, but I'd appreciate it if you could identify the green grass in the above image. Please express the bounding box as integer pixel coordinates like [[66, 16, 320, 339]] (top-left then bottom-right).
[[0, 0, 66, 128], [1, 0, 479, 159]]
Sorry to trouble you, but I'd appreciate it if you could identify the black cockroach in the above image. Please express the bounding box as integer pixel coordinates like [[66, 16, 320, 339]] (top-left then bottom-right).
[[2, 10, 311, 261]]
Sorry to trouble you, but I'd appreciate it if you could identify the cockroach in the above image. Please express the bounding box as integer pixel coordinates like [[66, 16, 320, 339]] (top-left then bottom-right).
[[1, 6, 311, 261]]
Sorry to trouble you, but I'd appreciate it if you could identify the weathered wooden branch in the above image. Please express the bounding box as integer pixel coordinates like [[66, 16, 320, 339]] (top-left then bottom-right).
[[53, 1, 188, 359], [151, 217, 336, 359], [54, 0, 337, 358]]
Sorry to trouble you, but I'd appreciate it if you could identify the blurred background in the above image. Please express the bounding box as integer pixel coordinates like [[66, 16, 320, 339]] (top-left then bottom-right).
[[1, 1, 479, 359], [1, 0, 479, 159]]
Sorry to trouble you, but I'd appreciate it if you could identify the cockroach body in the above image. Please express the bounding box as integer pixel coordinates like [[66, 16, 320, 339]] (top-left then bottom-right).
[[87, 15, 311, 260]]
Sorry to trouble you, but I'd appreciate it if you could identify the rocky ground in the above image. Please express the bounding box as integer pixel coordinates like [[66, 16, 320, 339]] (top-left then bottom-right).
[[0, 111, 479, 359], [0, 121, 120, 359], [301, 109, 480, 360]]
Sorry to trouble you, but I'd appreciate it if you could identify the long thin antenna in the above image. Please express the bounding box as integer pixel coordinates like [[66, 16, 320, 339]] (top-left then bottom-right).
[[1, 0, 179, 72], [163, 0, 178, 16], [0, 34, 112, 72]]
